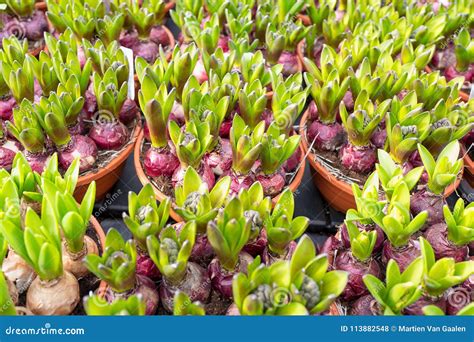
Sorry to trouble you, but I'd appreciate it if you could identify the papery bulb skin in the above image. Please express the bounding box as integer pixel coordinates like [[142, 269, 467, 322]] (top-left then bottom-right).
[[403, 294, 447, 316], [25, 151, 50, 173], [143, 122, 151, 142], [26, 271, 80, 315], [382, 239, 420, 272], [136, 251, 161, 281], [334, 250, 381, 301], [243, 229, 267, 257], [226, 303, 240, 315], [339, 144, 377, 174], [104, 274, 159, 315], [206, 139, 233, 176], [169, 102, 185, 125], [67, 117, 86, 136], [349, 294, 380, 315], [119, 99, 139, 125], [62, 236, 98, 279], [307, 120, 346, 151], [283, 147, 301, 173], [278, 51, 300, 76], [342, 91, 354, 112], [462, 129, 473, 148], [262, 241, 297, 265], [159, 262, 211, 312], [23, 10, 48, 41], [255, 170, 286, 197], [0, 95, 15, 120], [320, 235, 342, 267], [0, 146, 16, 170], [7, 277, 18, 306], [424, 223, 469, 262], [120, 30, 140, 49], [2, 250, 35, 294], [219, 117, 233, 138], [217, 35, 229, 52], [89, 120, 129, 150], [58, 135, 98, 172], [132, 41, 160, 64], [193, 58, 208, 83], [371, 129, 387, 149], [172, 162, 215, 190], [445, 64, 474, 83], [208, 252, 253, 298], [307, 101, 318, 121], [190, 234, 215, 266], [77, 45, 87, 68], [410, 189, 445, 228], [84, 84, 97, 119], [149, 26, 171, 46], [227, 170, 254, 194], [144, 146, 179, 178], [340, 223, 385, 253]]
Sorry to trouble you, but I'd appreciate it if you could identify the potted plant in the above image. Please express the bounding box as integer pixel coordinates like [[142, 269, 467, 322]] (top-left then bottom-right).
[[360, 257, 424, 315], [123, 184, 170, 280], [84, 292, 146, 316], [230, 235, 348, 315], [207, 197, 253, 299], [0, 0, 48, 55], [147, 221, 212, 312], [403, 237, 474, 315], [86, 228, 159, 315]]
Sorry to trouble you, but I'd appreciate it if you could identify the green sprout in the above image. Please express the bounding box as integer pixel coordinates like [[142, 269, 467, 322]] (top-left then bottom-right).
[[238, 80, 268, 130], [123, 184, 171, 251], [417, 141, 463, 195], [85, 228, 137, 293], [385, 91, 431, 164], [138, 74, 176, 149], [169, 120, 212, 169], [174, 167, 230, 233], [363, 257, 424, 315], [372, 182, 428, 248], [260, 123, 300, 176], [147, 221, 196, 284], [229, 115, 264, 175], [443, 199, 474, 247], [0, 198, 63, 281], [454, 27, 474, 72], [84, 293, 146, 316], [339, 91, 390, 147], [423, 303, 474, 316], [419, 237, 474, 297], [173, 291, 206, 316], [207, 197, 251, 271], [265, 188, 309, 257], [376, 149, 424, 200]]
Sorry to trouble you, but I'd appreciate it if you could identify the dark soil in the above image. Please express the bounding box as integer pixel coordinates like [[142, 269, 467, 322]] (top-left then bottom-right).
[[205, 290, 232, 315], [310, 147, 369, 185]]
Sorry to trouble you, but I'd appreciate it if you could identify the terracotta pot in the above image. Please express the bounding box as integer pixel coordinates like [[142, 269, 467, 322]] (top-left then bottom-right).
[[164, 1, 175, 12], [297, 14, 311, 26], [462, 145, 474, 187], [300, 110, 463, 213], [424, 66, 469, 102], [34, 2, 47, 11], [90, 215, 107, 250], [74, 121, 141, 201], [296, 39, 306, 71], [133, 130, 306, 221]]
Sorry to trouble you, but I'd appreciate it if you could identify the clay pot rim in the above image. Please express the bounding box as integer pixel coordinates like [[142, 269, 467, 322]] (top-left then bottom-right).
[[462, 144, 473, 175], [76, 119, 142, 187], [424, 65, 469, 102], [90, 215, 106, 252], [300, 109, 463, 204], [133, 129, 306, 222]]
